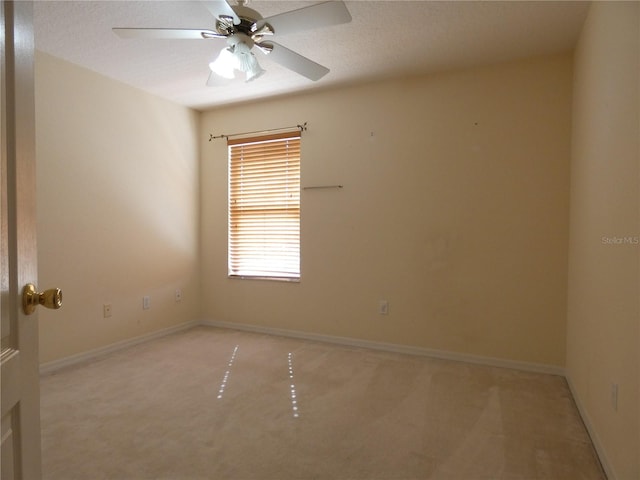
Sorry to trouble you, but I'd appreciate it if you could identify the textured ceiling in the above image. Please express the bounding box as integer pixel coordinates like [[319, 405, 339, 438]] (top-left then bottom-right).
[[33, 1, 589, 111]]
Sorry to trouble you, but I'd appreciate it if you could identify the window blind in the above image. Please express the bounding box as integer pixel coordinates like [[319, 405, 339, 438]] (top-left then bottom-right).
[[228, 132, 301, 280]]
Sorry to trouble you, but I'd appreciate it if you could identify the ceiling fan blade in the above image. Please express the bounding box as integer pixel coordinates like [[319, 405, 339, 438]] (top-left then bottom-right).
[[113, 28, 225, 40], [202, 0, 241, 25], [260, 42, 329, 81], [256, 1, 351, 36]]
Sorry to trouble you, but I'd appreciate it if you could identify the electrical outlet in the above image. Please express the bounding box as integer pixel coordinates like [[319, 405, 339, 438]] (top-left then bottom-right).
[[379, 300, 389, 315], [175, 289, 183, 302], [103, 304, 112, 318], [143, 296, 150, 310], [611, 383, 619, 411]]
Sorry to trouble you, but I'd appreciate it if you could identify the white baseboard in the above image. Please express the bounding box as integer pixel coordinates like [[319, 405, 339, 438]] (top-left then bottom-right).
[[201, 319, 566, 377], [39, 317, 565, 377], [565, 375, 616, 480], [39, 320, 200, 375]]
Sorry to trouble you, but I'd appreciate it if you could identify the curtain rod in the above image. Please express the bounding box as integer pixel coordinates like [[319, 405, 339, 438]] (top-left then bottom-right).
[[209, 122, 307, 142]]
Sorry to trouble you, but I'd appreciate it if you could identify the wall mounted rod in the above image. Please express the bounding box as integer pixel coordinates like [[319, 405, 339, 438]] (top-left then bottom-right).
[[209, 122, 307, 141], [302, 185, 343, 190]]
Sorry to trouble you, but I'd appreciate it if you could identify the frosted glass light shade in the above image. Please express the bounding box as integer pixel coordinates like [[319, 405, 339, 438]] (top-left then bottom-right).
[[234, 42, 265, 82], [209, 48, 238, 79]]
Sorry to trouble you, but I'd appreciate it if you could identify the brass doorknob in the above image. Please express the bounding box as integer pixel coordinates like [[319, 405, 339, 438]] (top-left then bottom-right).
[[22, 283, 63, 315]]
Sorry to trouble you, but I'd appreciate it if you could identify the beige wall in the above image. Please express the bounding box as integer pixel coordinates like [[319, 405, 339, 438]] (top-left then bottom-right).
[[35, 52, 201, 364], [201, 54, 573, 367], [566, 3, 640, 479]]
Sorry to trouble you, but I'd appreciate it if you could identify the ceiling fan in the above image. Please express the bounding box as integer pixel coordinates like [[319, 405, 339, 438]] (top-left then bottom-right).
[[113, 0, 352, 84]]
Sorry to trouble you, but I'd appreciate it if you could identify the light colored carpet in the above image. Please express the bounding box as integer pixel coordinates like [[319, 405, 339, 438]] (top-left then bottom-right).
[[40, 326, 605, 480]]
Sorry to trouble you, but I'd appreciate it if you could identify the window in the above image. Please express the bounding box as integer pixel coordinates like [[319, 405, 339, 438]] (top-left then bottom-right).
[[228, 132, 301, 280]]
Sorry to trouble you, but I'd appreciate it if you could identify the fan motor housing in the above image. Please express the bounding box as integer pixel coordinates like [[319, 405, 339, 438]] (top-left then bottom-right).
[[217, 5, 264, 36]]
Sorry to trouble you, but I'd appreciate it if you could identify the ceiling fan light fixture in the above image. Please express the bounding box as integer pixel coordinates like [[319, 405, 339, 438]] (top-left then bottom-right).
[[210, 38, 266, 83]]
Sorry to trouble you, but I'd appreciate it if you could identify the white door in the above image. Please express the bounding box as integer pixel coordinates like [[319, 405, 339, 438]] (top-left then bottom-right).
[[1, 2, 59, 478]]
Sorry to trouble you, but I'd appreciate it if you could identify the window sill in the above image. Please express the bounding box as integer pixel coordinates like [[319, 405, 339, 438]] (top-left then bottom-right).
[[228, 275, 300, 283]]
